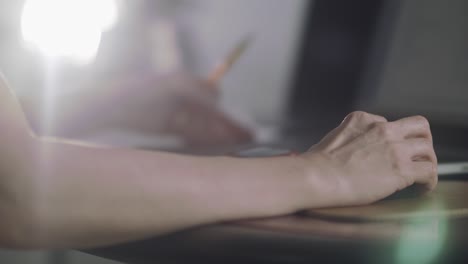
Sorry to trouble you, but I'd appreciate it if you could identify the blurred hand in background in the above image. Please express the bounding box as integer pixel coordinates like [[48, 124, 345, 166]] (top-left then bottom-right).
[[25, 71, 254, 149]]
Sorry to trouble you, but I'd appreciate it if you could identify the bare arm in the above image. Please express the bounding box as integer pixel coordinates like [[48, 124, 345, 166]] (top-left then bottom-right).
[[0, 74, 312, 249], [12, 139, 311, 249], [0, 74, 437, 250]]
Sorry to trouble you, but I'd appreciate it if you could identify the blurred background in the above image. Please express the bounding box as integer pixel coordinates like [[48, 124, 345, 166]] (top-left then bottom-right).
[[1, 0, 468, 263]]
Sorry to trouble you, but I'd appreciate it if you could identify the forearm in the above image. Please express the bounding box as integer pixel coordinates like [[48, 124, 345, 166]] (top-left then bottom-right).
[[0, 73, 317, 249], [6, 137, 315, 249]]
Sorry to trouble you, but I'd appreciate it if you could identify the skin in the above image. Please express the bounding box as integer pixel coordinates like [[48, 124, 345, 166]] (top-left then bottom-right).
[[0, 73, 437, 250]]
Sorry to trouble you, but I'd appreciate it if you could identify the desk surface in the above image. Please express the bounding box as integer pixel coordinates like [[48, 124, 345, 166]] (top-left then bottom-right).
[[87, 181, 468, 264]]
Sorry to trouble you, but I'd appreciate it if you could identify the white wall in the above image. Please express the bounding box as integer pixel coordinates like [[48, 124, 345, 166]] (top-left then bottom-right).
[[183, 0, 308, 123]]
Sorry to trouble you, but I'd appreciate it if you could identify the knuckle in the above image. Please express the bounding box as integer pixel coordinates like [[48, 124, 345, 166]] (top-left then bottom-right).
[[347, 111, 388, 129], [414, 115, 430, 128], [375, 115, 388, 123], [419, 139, 436, 160], [348, 111, 368, 121], [373, 122, 392, 138], [350, 110, 368, 116]]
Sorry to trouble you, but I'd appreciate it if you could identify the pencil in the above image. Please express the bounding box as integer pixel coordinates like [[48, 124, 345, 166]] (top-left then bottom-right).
[[208, 35, 253, 86], [438, 162, 468, 176]]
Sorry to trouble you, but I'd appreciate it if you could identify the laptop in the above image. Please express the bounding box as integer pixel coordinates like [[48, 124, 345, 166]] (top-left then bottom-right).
[[283, 0, 468, 164]]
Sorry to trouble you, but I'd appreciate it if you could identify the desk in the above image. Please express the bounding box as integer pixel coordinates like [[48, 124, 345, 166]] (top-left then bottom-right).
[[87, 181, 468, 264]]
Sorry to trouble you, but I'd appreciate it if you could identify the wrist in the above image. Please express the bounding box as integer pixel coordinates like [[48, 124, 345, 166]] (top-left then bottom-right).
[[295, 152, 345, 209], [196, 155, 303, 221]]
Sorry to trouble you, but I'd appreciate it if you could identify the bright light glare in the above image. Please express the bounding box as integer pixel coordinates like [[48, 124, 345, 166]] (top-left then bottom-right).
[[396, 201, 447, 264], [21, 0, 118, 64], [94, 0, 119, 31]]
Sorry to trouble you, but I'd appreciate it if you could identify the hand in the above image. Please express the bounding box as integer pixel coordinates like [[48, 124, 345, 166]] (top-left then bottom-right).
[[301, 111, 438, 207], [36, 72, 253, 147]]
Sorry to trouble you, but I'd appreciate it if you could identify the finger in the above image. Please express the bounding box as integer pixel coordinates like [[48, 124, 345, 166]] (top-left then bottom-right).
[[199, 78, 220, 96], [396, 139, 437, 191], [202, 112, 251, 141], [403, 138, 437, 163], [184, 105, 253, 146], [165, 72, 219, 101], [388, 116, 432, 141], [408, 161, 438, 191]]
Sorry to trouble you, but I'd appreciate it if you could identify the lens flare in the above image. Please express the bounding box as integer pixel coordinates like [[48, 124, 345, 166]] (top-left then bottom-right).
[[21, 0, 118, 64], [395, 201, 447, 264]]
